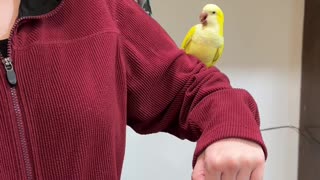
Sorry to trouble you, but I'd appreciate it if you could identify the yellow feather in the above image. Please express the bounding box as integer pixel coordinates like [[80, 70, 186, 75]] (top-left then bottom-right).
[[181, 25, 197, 50], [208, 44, 224, 67]]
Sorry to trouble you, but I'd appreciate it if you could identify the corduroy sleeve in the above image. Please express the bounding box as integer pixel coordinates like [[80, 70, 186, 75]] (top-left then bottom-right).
[[113, 0, 267, 166]]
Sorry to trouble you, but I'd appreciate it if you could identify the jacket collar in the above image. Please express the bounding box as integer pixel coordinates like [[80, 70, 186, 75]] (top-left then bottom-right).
[[19, 0, 62, 18]]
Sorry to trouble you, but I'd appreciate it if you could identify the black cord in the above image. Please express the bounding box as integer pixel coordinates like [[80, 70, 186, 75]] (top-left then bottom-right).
[[261, 125, 299, 131], [260, 125, 320, 145]]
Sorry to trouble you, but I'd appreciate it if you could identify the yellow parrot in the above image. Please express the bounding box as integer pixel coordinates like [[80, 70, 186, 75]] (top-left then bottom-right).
[[181, 4, 224, 67]]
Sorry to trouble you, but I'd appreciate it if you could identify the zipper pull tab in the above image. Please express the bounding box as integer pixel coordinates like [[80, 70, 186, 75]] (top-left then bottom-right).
[[2, 57, 17, 86]]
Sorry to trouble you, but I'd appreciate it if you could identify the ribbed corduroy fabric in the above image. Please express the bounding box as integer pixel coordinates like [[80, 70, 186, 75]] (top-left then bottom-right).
[[0, 0, 267, 179]]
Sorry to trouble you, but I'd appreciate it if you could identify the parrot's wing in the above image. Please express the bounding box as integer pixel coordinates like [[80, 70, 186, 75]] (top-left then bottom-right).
[[181, 25, 197, 50], [209, 44, 224, 67]]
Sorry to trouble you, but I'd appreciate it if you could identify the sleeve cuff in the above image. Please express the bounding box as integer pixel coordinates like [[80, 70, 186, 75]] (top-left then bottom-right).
[[192, 124, 268, 167]]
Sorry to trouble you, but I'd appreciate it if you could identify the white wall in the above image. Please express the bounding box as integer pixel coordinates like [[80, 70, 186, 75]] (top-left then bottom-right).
[[122, 0, 304, 179]]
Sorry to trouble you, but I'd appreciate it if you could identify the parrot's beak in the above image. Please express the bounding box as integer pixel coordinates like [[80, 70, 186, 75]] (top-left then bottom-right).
[[200, 12, 208, 25]]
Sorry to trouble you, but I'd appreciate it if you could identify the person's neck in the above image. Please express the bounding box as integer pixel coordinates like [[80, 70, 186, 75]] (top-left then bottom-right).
[[0, 0, 21, 40]]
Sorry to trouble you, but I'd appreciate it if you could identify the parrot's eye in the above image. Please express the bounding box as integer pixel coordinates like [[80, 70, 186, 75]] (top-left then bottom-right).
[[212, 11, 216, 14]]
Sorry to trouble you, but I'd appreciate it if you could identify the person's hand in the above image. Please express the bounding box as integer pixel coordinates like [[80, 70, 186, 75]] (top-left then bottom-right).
[[192, 138, 265, 180]]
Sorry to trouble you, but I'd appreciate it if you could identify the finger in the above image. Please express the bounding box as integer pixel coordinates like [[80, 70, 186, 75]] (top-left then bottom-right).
[[216, 158, 239, 180], [250, 164, 265, 180], [204, 160, 222, 180], [204, 171, 221, 180], [192, 172, 205, 180], [221, 170, 237, 180], [192, 154, 205, 180], [236, 168, 252, 180]]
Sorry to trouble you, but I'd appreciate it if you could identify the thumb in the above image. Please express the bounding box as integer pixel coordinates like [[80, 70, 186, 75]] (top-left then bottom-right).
[[192, 153, 205, 180]]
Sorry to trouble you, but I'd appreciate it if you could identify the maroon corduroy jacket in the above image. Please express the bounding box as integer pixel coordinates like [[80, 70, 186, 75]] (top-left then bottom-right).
[[0, 0, 267, 179]]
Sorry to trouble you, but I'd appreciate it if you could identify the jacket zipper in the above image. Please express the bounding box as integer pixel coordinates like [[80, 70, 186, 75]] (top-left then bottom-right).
[[0, 48, 33, 180], [0, 1, 65, 179], [2, 57, 17, 85], [11, 87, 34, 180], [0, 56, 33, 180]]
